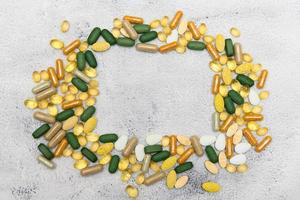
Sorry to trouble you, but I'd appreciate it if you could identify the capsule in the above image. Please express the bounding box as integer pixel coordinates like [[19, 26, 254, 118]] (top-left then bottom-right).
[[122, 20, 138, 40], [62, 100, 82, 110], [174, 162, 193, 173], [133, 24, 150, 33], [190, 135, 203, 156], [142, 154, 151, 173], [32, 81, 51, 94], [144, 144, 162, 154], [63, 39, 81, 55], [32, 124, 51, 139], [72, 77, 88, 92], [109, 155, 120, 173], [136, 43, 158, 53], [144, 171, 166, 186], [212, 112, 220, 131], [101, 29, 117, 45], [66, 132, 80, 150], [122, 136, 138, 157], [99, 133, 118, 143], [205, 146, 218, 163], [257, 70, 268, 89], [80, 106, 96, 122], [236, 74, 254, 87], [47, 67, 59, 87], [228, 90, 244, 105], [81, 164, 103, 176], [55, 59, 64, 80], [123, 15, 144, 24], [74, 70, 90, 83], [81, 147, 98, 162], [117, 38, 135, 47], [177, 147, 194, 164], [169, 135, 177, 155], [85, 50, 97, 68], [159, 41, 177, 53], [255, 136, 272, 152], [55, 109, 74, 122], [54, 138, 68, 157], [187, 41, 206, 51], [225, 38, 234, 57], [169, 11, 183, 29], [224, 96, 235, 114], [139, 31, 158, 43], [234, 43, 243, 64], [243, 128, 258, 146], [37, 155, 56, 169], [33, 112, 55, 124], [35, 87, 57, 101], [151, 150, 170, 162], [38, 143, 54, 160], [76, 52, 86, 71], [243, 113, 264, 121], [220, 115, 235, 132], [212, 74, 221, 94], [48, 129, 66, 148], [44, 122, 62, 140], [225, 137, 233, 158], [187, 21, 201, 40], [206, 43, 220, 60], [87, 27, 102, 45]]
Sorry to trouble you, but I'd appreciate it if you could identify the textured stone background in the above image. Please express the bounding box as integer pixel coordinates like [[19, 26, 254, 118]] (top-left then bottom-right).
[[1, 0, 300, 199]]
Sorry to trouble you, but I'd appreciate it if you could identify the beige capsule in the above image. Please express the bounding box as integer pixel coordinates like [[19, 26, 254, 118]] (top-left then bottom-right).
[[190, 135, 203, 156], [144, 171, 166, 186], [48, 130, 66, 148], [32, 81, 51, 94], [33, 111, 55, 124], [175, 175, 189, 189], [234, 43, 243, 65], [35, 87, 57, 101], [142, 154, 151, 173], [62, 116, 78, 130], [37, 155, 56, 169], [122, 136, 138, 157], [122, 20, 138, 40], [213, 112, 220, 131], [204, 160, 219, 174], [136, 43, 158, 53], [44, 122, 62, 140], [80, 164, 103, 176]]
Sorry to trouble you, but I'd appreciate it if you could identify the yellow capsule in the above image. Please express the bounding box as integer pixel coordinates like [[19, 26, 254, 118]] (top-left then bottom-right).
[[119, 158, 129, 171], [219, 55, 228, 65], [176, 145, 185, 155], [86, 132, 99, 142], [88, 88, 99, 96], [24, 99, 38, 109], [219, 84, 228, 97], [74, 106, 84, 116], [32, 71, 41, 83], [198, 23, 207, 35], [219, 112, 228, 121], [201, 181, 221, 193], [61, 20, 70, 33], [236, 117, 245, 125], [161, 156, 177, 171], [231, 80, 242, 92], [113, 18, 123, 29], [78, 92, 89, 101], [74, 159, 88, 170], [38, 100, 48, 109], [163, 26, 172, 35], [222, 67, 232, 85], [242, 103, 252, 113], [209, 61, 222, 72], [129, 154, 137, 165], [216, 34, 225, 52], [240, 86, 250, 98], [235, 63, 252, 74], [50, 94, 63, 104], [227, 60, 237, 71], [121, 171, 132, 182], [64, 73, 73, 83], [161, 136, 170, 147], [161, 16, 169, 27], [79, 41, 88, 52], [64, 94, 75, 101], [125, 185, 138, 198], [59, 83, 68, 94], [89, 80, 99, 88], [67, 52, 77, 62], [257, 127, 268, 136], [235, 106, 243, 116], [150, 161, 161, 172], [243, 53, 253, 63], [251, 63, 262, 73], [184, 31, 193, 41], [47, 104, 58, 116], [230, 27, 240, 37], [72, 151, 83, 160], [111, 28, 121, 38], [214, 93, 224, 113], [150, 19, 160, 29], [204, 35, 215, 43], [92, 41, 111, 52], [167, 170, 177, 189], [68, 85, 78, 95], [131, 163, 142, 172], [226, 164, 237, 173], [63, 147, 73, 157], [135, 173, 145, 185], [97, 143, 114, 155], [248, 121, 259, 131], [259, 91, 269, 100], [252, 105, 263, 114], [40, 70, 49, 81], [249, 73, 258, 81], [50, 39, 64, 49], [175, 46, 186, 54], [74, 123, 84, 136], [177, 37, 188, 47], [120, 28, 130, 38], [84, 67, 97, 78], [158, 32, 167, 42], [237, 164, 248, 173], [78, 136, 87, 146], [65, 62, 76, 73], [99, 154, 111, 165], [86, 97, 96, 106]]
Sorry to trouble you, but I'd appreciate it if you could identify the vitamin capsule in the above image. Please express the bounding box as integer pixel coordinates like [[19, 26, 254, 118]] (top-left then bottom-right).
[[55, 59, 64, 80], [56, 109, 74, 122], [234, 43, 243, 65], [63, 39, 81, 55], [243, 128, 258, 146], [80, 164, 103, 176], [99, 133, 118, 143], [225, 38, 234, 57], [228, 90, 244, 105], [32, 124, 50, 139], [123, 15, 144, 24], [215, 34, 225, 52], [144, 144, 162, 154], [76, 52, 86, 71], [219, 115, 235, 132], [122, 20, 138, 40], [38, 143, 54, 160], [101, 29, 117, 45], [169, 11, 183, 29], [37, 155, 56, 169], [187, 21, 201, 40], [33, 111, 55, 124], [205, 145, 218, 163], [66, 132, 80, 150], [32, 81, 51, 94], [136, 43, 158, 53], [190, 136, 203, 156], [54, 138, 68, 157], [50, 39, 64, 49], [236, 74, 254, 87], [151, 150, 170, 162], [85, 50, 97, 68], [143, 171, 165, 186], [74, 70, 90, 83], [122, 136, 138, 157], [224, 96, 235, 114], [187, 41, 205, 51], [62, 100, 82, 110], [212, 112, 220, 131], [243, 113, 264, 121], [48, 130, 66, 148], [133, 24, 150, 33], [81, 147, 97, 162], [139, 31, 158, 43], [169, 135, 177, 155], [109, 155, 120, 173], [87, 27, 102, 45], [177, 147, 194, 164], [71, 77, 88, 92], [202, 181, 221, 193], [255, 136, 272, 152], [206, 43, 220, 60], [35, 87, 57, 101], [44, 122, 62, 140], [80, 106, 96, 122], [257, 70, 268, 89], [142, 154, 151, 173], [212, 74, 221, 94], [174, 162, 193, 173], [117, 37, 135, 47], [159, 41, 177, 53], [225, 137, 233, 158]]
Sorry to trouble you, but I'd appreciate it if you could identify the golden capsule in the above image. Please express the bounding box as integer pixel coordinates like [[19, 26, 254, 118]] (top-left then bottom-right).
[[243, 128, 258, 146], [159, 41, 177, 53], [243, 113, 264, 121], [177, 147, 194, 164], [212, 74, 221, 94], [187, 21, 201, 40], [54, 138, 68, 157], [219, 115, 235, 132], [47, 67, 59, 87], [248, 121, 259, 131], [50, 39, 64, 49], [169, 11, 183, 29], [62, 99, 82, 110], [255, 136, 272, 152], [99, 154, 112, 165], [169, 135, 177, 156], [60, 20, 70, 33], [63, 39, 81, 55], [50, 94, 63, 104], [257, 70, 268, 89], [225, 137, 233, 159], [68, 85, 79, 94], [55, 59, 64, 80], [206, 43, 220, 60], [123, 15, 144, 24]]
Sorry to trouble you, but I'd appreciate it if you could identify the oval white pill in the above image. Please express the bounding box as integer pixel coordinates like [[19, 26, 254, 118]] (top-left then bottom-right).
[[229, 154, 246, 165], [200, 135, 216, 146], [235, 142, 251, 154], [135, 144, 145, 162], [215, 134, 225, 151], [115, 135, 128, 151], [249, 88, 260, 105]]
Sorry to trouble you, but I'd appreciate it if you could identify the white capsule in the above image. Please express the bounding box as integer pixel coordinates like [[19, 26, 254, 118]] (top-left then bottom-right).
[[212, 112, 220, 132], [235, 142, 251, 154], [135, 144, 145, 162], [200, 135, 216, 146], [114, 135, 128, 151], [146, 134, 162, 145], [229, 154, 246, 165], [215, 134, 225, 151], [248, 88, 260, 105]]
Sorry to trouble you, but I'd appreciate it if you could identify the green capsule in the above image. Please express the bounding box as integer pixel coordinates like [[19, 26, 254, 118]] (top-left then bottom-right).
[[32, 124, 50, 139], [133, 24, 151, 34], [38, 143, 54, 160], [228, 90, 244, 105], [225, 38, 234, 57], [85, 50, 97, 68], [87, 27, 101, 45], [144, 144, 162, 154], [101, 29, 117, 45], [99, 133, 118, 143], [55, 109, 75, 122], [187, 41, 206, 51], [205, 146, 218, 163], [81, 147, 97, 163], [71, 77, 88, 92], [80, 106, 96, 122], [174, 162, 193, 174], [224, 96, 236, 114], [66, 132, 80, 150], [116, 38, 135, 47], [151, 151, 170, 162], [109, 155, 120, 173], [236, 74, 254, 87], [76, 52, 86, 71], [139, 31, 158, 43]]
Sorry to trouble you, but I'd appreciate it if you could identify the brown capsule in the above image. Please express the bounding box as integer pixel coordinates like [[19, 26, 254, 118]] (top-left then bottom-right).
[[243, 128, 258, 146], [122, 136, 138, 157], [142, 154, 151, 173], [56, 59, 64, 80], [62, 100, 82, 110], [243, 113, 264, 121], [225, 137, 233, 159], [123, 15, 144, 24], [33, 111, 55, 124], [169, 135, 177, 156], [63, 39, 81, 55], [44, 122, 62, 140], [48, 129, 66, 148], [159, 41, 177, 53], [187, 21, 201, 40], [80, 164, 103, 176], [234, 43, 243, 65], [219, 115, 235, 132], [35, 87, 57, 101], [206, 43, 220, 60], [32, 81, 51, 94], [136, 43, 158, 53], [122, 20, 138, 40], [47, 67, 59, 87], [169, 11, 183, 29], [257, 70, 268, 89], [212, 74, 221, 94], [177, 147, 194, 164], [255, 136, 272, 152], [144, 171, 166, 186], [190, 135, 203, 156], [54, 138, 68, 157]]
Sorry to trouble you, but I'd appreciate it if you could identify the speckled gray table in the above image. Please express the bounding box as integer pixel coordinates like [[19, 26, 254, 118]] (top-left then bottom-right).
[[1, 0, 300, 199]]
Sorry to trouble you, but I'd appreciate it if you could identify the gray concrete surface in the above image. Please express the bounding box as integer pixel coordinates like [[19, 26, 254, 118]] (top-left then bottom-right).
[[1, 0, 300, 199]]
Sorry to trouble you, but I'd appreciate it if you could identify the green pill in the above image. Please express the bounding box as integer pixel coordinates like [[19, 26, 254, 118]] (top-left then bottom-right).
[[133, 24, 150, 33], [80, 106, 96, 122], [87, 27, 101, 45], [66, 132, 80, 150], [139, 31, 158, 43], [236, 74, 254, 87], [109, 155, 120, 173], [224, 96, 236, 114], [151, 151, 170, 162], [225, 38, 234, 57], [76, 52, 86, 71], [71, 77, 88, 92], [205, 145, 218, 163], [32, 124, 50, 139], [228, 90, 244, 105], [174, 162, 193, 174], [117, 38, 135, 47], [187, 41, 206, 51], [99, 133, 118, 143], [55, 109, 74, 122], [101, 29, 117, 45], [85, 50, 97, 68], [144, 144, 162, 154], [81, 147, 97, 163], [38, 143, 54, 160]]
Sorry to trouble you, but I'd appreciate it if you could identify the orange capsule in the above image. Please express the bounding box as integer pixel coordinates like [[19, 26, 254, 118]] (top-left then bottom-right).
[[243, 128, 258, 146], [255, 136, 272, 152], [54, 138, 68, 157], [225, 137, 233, 158], [187, 21, 201, 40], [219, 115, 235, 132], [47, 67, 59, 87], [62, 99, 82, 110], [56, 59, 64, 80], [206, 43, 220, 60], [257, 70, 268, 89], [159, 41, 177, 53], [243, 113, 264, 121], [123, 15, 144, 24], [212, 74, 221, 94], [63, 39, 81, 55], [169, 11, 183, 29], [169, 135, 177, 156], [177, 147, 194, 164]]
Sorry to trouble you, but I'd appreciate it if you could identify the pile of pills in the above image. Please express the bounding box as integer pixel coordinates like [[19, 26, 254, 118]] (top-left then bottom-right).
[[24, 11, 271, 198]]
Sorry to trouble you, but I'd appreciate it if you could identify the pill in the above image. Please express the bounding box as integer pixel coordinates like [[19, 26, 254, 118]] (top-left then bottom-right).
[[177, 147, 194, 164], [159, 41, 177, 53], [228, 90, 244, 105], [151, 150, 170, 162], [37, 155, 56, 169], [144, 171, 166, 185], [122, 20, 138, 40], [63, 39, 81, 55], [48, 129, 66, 148], [81, 147, 97, 162], [33, 111, 55, 124], [175, 135, 189, 146], [233, 129, 243, 144], [133, 24, 150, 34], [174, 162, 193, 173], [54, 138, 68, 157], [144, 144, 162, 154], [257, 70, 268, 89], [212, 112, 220, 131], [218, 151, 227, 168], [190, 135, 203, 156], [38, 143, 54, 160], [161, 156, 177, 171], [101, 29, 117, 45], [202, 181, 221, 193], [92, 41, 110, 52], [99, 133, 118, 143], [55, 59, 64, 80], [205, 145, 218, 163], [135, 144, 145, 162], [212, 74, 221, 94], [55, 109, 74, 122], [117, 37, 135, 47], [248, 88, 260, 105], [167, 170, 177, 189], [142, 154, 151, 173], [234, 43, 243, 64], [87, 27, 102, 45], [204, 160, 219, 174], [215, 134, 225, 151], [81, 164, 103, 176], [220, 115, 235, 132], [44, 122, 62, 140], [72, 77, 88, 92], [170, 11, 183, 29], [225, 38, 234, 57], [136, 43, 158, 53], [226, 123, 238, 137], [235, 142, 251, 154], [50, 39, 64, 49], [79, 106, 95, 122], [66, 132, 80, 150], [187, 21, 200, 40], [114, 135, 128, 151], [243, 128, 258, 146], [255, 136, 272, 152], [215, 34, 225, 52], [206, 43, 220, 60], [74, 70, 91, 83], [200, 135, 216, 146], [174, 175, 188, 189], [243, 113, 263, 121], [139, 31, 158, 43], [224, 96, 235, 114], [83, 116, 97, 133], [123, 15, 144, 24], [236, 74, 254, 87], [76, 52, 86, 71], [177, 19, 187, 34], [85, 50, 97, 68], [32, 81, 51, 94], [61, 100, 82, 110], [230, 154, 246, 165], [225, 137, 233, 159], [35, 87, 57, 101], [169, 135, 177, 155], [96, 143, 113, 155], [32, 124, 51, 139], [187, 41, 205, 51], [108, 155, 120, 173], [122, 136, 138, 157]]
